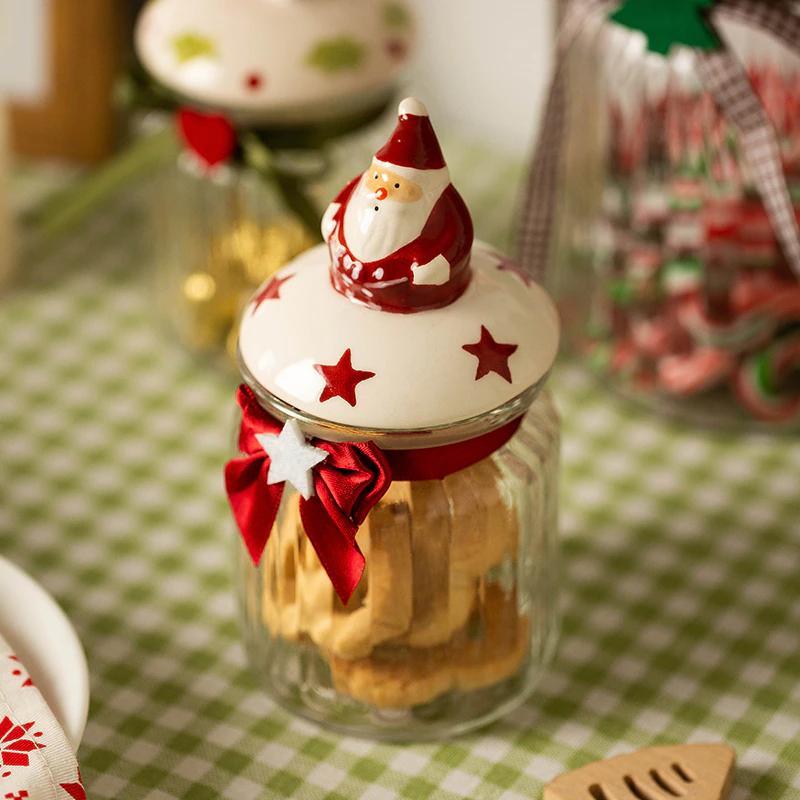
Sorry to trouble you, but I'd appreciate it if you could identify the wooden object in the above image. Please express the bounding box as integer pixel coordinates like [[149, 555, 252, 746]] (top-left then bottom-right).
[[544, 744, 736, 800], [0, 102, 13, 287], [9, 1, 126, 163]]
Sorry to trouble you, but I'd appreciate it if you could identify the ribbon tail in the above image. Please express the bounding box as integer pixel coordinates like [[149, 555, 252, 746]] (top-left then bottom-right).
[[224, 455, 284, 565], [515, 0, 614, 282], [299, 496, 365, 605], [714, 0, 800, 57], [695, 48, 800, 279]]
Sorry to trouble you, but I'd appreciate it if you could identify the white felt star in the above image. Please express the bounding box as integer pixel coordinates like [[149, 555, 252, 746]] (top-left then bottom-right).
[[256, 419, 328, 500]]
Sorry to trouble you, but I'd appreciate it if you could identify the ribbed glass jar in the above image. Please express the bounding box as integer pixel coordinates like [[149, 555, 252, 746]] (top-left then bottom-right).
[[555, 15, 800, 429], [152, 152, 317, 364], [235, 388, 560, 741]]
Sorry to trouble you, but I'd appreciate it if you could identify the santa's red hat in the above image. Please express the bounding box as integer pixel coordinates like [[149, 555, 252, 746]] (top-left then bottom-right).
[[375, 98, 447, 170]]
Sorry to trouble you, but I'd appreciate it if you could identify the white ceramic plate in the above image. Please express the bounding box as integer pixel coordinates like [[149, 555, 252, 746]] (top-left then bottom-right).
[[0, 557, 89, 750]]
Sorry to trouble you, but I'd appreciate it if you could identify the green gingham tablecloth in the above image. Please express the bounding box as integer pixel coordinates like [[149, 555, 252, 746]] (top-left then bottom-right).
[[1, 171, 800, 800]]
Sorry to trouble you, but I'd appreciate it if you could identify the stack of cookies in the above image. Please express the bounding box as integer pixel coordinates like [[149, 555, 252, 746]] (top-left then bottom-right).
[[260, 393, 559, 709]]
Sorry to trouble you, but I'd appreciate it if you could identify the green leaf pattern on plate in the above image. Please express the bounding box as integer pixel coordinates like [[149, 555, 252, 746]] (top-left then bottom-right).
[[171, 32, 217, 64], [384, 1, 411, 30], [306, 37, 366, 73]]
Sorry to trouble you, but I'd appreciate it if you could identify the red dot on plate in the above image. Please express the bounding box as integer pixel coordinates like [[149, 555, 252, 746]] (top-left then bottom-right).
[[386, 39, 408, 60], [34, 731, 43, 737], [11, 669, 21, 676], [245, 72, 264, 91]]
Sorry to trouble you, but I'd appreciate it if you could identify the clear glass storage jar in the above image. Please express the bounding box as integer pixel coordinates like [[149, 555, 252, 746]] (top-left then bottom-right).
[[226, 96, 562, 739], [234, 387, 560, 740], [151, 150, 317, 362], [554, 12, 800, 429]]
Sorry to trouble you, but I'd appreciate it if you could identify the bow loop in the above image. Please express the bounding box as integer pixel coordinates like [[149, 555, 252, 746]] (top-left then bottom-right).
[[301, 439, 392, 602], [235, 385, 281, 454], [224, 452, 284, 565], [314, 440, 392, 530], [225, 385, 391, 604]]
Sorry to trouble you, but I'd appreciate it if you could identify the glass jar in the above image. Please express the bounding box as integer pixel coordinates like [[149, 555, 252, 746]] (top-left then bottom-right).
[[132, 0, 417, 366], [554, 14, 800, 429], [234, 385, 560, 740], [151, 148, 318, 363]]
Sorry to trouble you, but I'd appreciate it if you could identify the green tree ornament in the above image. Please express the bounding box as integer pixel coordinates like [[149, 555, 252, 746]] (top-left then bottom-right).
[[610, 0, 721, 55]]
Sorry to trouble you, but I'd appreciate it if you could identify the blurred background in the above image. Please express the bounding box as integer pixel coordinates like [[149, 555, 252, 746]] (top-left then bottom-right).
[[0, 0, 554, 365], [1, 0, 552, 193], [3, 0, 799, 420]]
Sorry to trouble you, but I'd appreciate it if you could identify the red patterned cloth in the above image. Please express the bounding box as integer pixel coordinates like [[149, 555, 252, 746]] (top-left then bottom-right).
[[0, 633, 85, 800]]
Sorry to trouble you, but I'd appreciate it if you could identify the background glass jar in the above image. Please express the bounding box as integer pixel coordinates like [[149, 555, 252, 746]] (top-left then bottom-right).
[[235, 387, 560, 741], [143, 100, 395, 366], [553, 16, 800, 429], [151, 143, 319, 365]]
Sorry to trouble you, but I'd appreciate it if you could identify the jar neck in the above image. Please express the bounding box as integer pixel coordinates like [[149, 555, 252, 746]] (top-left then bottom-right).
[[238, 355, 549, 450]]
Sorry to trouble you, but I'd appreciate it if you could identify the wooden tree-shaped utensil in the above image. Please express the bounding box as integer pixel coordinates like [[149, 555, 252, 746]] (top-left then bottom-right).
[[544, 743, 736, 800]]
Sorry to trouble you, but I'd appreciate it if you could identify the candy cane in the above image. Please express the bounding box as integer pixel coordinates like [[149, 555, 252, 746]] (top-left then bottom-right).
[[733, 331, 800, 421]]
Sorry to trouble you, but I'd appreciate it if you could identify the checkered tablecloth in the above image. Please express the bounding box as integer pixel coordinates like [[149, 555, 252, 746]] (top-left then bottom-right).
[[1, 169, 799, 800]]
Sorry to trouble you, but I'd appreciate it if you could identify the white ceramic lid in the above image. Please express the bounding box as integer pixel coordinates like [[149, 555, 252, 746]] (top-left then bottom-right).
[[239, 98, 559, 430], [135, 0, 415, 124], [239, 242, 559, 429]]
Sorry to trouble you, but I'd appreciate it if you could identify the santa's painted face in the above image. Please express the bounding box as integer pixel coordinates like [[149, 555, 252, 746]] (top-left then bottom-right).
[[364, 164, 423, 204], [343, 158, 449, 264]]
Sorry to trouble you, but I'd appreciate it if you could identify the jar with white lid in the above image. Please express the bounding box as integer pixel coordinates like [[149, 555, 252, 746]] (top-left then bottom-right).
[[225, 99, 561, 739], [550, 4, 800, 428]]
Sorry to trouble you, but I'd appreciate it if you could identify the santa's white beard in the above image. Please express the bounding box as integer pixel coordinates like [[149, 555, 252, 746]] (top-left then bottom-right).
[[343, 168, 449, 263]]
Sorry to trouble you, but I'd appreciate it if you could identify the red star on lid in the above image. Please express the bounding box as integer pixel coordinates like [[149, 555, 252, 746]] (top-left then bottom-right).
[[315, 349, 376, 407], [462, 325, 518, 383], [252, 273, 294, 311]]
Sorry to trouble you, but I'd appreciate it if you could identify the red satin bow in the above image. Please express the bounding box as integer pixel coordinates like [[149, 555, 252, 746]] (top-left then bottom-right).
[[224, 385, 391, 603], [225, 385, 524, 604]]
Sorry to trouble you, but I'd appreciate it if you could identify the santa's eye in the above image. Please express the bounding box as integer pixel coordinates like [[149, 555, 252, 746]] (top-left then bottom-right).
[[394, 183, 400, 188], [373, 173, 378, 179]]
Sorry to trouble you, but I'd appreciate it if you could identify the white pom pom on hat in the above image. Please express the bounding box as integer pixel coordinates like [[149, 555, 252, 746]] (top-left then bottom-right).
[[375, 97, 445, 170], [398, 97, 429, 118]]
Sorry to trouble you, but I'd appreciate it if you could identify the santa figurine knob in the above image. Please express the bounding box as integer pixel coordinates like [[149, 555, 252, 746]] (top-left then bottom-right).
[[240, 96, 559, 430], [322, 98, 474, 313]]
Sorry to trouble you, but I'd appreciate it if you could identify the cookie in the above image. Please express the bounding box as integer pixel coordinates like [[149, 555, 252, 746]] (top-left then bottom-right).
[[444, 458, 518, 578], [327, 584, 529, 708], [261, 502, 301, 640], [330, 483, 414, 658]]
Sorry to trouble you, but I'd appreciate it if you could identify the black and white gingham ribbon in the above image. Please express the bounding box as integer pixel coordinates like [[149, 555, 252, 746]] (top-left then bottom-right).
[[515, 0, 613, 284], [517, 0, 800, 284]]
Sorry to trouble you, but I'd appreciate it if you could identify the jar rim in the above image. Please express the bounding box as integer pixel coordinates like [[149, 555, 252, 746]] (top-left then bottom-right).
[[238, 347, 549, 449]]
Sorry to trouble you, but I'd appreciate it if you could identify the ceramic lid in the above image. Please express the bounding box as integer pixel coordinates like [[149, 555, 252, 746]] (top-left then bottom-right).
[[238, 99, 560, 430], [134, 0, 415, 124]]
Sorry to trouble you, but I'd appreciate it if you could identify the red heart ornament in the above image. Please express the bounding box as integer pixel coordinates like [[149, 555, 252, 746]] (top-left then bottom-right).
[[177, 108, 236, 169]]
